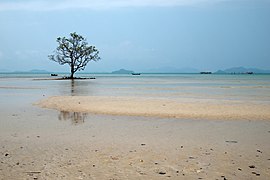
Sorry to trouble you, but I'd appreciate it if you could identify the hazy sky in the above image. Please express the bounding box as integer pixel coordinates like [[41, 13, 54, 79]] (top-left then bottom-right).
[[0, 0, 269, 72]]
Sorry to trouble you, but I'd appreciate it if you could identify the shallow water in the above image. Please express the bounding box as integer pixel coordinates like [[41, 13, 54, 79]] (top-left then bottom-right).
[[1, 73, 270, 102]]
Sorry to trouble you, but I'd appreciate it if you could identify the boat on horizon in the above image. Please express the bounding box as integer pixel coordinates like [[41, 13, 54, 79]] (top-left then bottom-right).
[[131, 73, 141, 75], [200, 72, 212, 74]]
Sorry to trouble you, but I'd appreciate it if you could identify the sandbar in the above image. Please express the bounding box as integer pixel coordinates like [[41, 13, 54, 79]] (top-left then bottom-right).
[[37, 96, 270, 120]]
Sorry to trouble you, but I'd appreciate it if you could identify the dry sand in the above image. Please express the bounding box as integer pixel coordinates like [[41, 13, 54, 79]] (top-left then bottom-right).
[[37, 96, 270, 121]]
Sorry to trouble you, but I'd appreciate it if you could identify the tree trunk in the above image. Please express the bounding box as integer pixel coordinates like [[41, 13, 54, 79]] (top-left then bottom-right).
[[70, 64, 75, 79]]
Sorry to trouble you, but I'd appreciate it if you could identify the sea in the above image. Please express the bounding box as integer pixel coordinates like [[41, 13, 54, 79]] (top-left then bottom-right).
[[0, 73, 270, 103]]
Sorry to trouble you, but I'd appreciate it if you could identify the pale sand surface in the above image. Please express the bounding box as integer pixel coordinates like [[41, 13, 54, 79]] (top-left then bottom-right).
[[1, 96, 270, 180], [1, 108, 270, 180], [37, 96, 270, 120]]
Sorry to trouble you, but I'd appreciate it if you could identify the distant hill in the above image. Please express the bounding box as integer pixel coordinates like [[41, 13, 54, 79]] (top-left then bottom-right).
[[146, 67, 199, 73], [29, 69, 50, 73], [0, 69, 10, 72], [112, 69, 134, 74], [215, 67, 270, 74], [13, 69, 51, 73]]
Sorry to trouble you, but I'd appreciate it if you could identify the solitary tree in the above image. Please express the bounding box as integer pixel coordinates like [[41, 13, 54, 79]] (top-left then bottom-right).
[[49, 32, 100, 79]]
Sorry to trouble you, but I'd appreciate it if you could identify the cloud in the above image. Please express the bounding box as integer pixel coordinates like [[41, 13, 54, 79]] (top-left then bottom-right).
[[0, 0, 230, 11]]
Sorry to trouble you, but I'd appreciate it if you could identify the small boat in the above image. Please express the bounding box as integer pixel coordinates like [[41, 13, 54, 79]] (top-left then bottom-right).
[[51, 74, 58, 76], [246, 72, 254, 74], [132, 73, 141, 75], [200, 72, 212, 74]]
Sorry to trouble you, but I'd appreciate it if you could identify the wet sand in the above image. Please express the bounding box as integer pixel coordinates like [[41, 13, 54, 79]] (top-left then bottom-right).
[[1, 109, 270, 179], [1, 77, 270, 179]]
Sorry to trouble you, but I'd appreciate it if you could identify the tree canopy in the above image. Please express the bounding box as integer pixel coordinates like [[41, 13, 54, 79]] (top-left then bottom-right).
[[49, 32, 100, 78]]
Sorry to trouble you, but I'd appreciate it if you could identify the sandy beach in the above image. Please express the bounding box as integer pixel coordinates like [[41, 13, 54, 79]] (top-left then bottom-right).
[[1, 75, 270, 179], [1, 109, 270, 179]]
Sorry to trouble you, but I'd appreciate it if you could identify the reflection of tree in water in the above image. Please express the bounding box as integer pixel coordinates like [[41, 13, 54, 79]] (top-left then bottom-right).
[[71, 79, 75, 96], [58, 111, 87, 125]]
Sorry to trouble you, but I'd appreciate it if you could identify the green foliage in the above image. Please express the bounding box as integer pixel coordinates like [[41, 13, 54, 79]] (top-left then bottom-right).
[[49, 32, 100, 78]]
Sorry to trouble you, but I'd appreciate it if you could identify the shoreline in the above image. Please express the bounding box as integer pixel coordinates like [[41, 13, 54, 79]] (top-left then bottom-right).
[[36, 96, 270, 121]]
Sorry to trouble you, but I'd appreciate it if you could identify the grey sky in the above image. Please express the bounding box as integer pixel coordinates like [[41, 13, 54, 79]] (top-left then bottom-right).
[[0, 0, 269, 72]]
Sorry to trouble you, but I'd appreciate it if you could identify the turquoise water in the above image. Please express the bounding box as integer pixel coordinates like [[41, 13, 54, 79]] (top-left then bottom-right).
[[0, 73, 270, 102]]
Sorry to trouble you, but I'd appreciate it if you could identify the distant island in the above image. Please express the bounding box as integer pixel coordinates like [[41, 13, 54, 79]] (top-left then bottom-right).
[[112, 69, 134, 74], [0, 69, 51, 73], [28, 69, 51, 73], [1, 67, 270, 74], [0, 69, 10, 72], [215, 67, 270, 74], [15, 69, 51, 73], [146, 67, 199, 73]]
